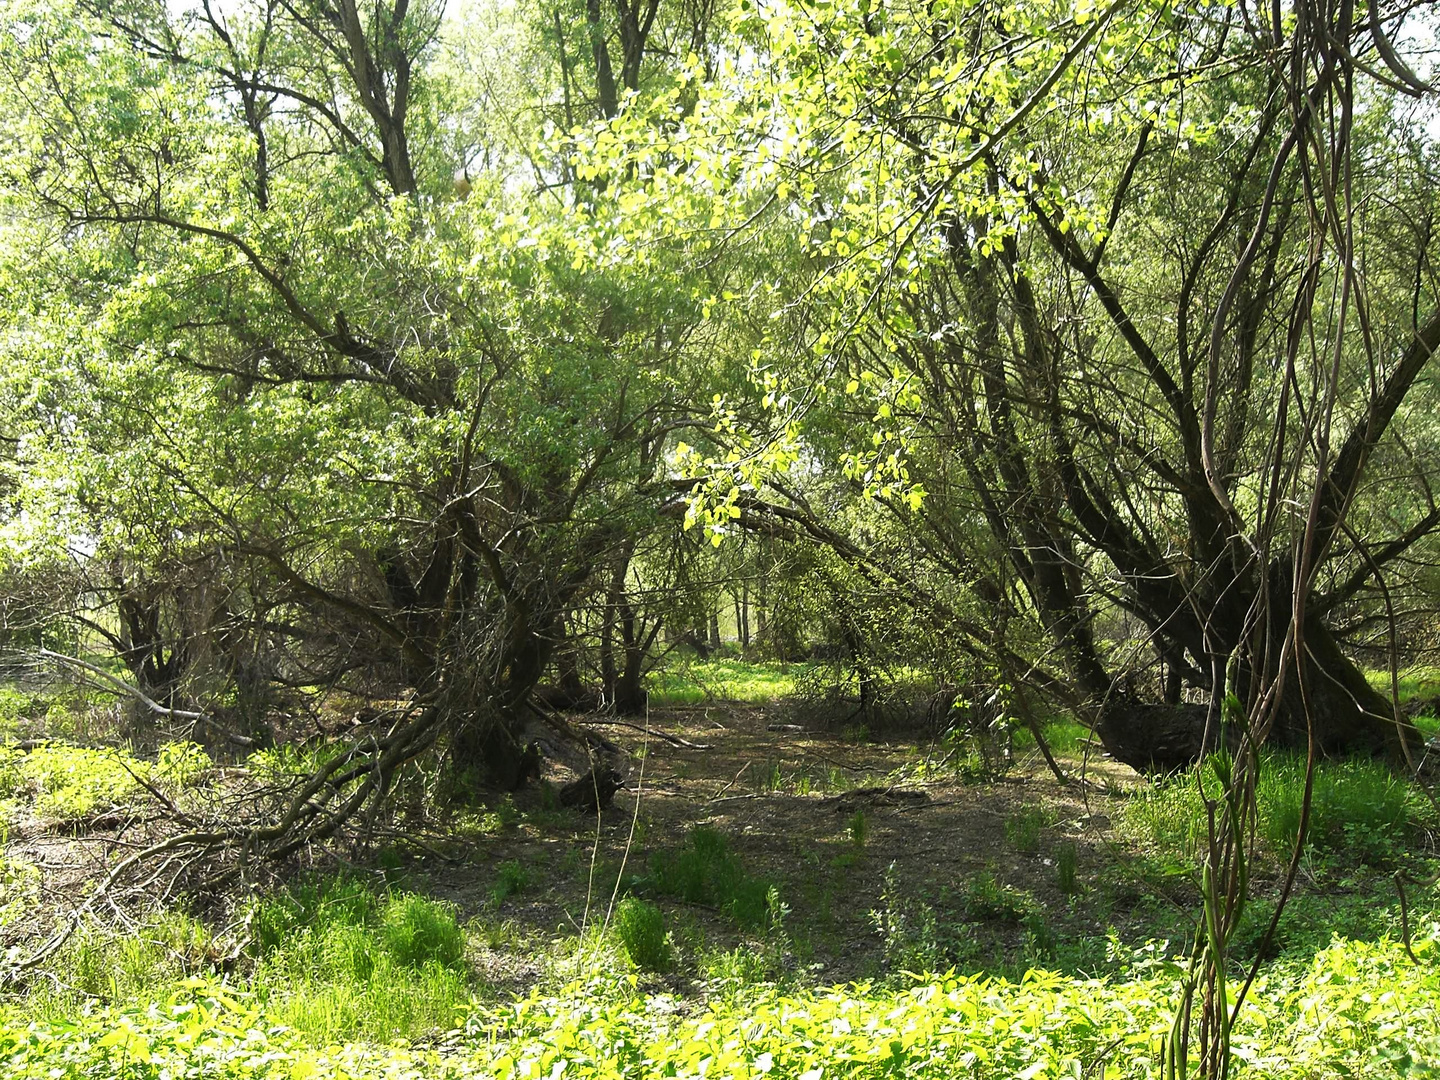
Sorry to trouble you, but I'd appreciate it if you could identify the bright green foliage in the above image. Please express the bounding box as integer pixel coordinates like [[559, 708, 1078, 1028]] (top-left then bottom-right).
[[1120, 753, 1430, 867], [0, 742, 212, 821], [0, 845, 38, 928], [6, 933, 1440, 1078], [7, 745, 141, 821], [0, 688, 35, 737], [153, 741, 212, 787], [645, 825, 775, 930], [647, 660, 813, 705], [613, 897, 671, 972]]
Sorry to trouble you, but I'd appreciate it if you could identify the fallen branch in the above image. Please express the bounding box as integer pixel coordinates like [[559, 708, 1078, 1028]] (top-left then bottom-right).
[[570, 717, 712, 750], [36, 649, 256, 747]]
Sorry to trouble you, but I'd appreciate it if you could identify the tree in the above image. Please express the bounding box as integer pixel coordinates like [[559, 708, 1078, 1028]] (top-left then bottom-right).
[[0, 0, 736, 845], [673, 0, 1440, 772]]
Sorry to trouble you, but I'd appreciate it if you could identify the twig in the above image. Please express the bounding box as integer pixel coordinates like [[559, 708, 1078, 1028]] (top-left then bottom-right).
[[1396, 874, 1420, 964]]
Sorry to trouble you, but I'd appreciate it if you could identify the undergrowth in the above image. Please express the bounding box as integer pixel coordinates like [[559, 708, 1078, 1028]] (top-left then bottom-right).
[[639, 825, 775, 930], [646, 659, 813, 705], [5, 931, 1440, 1078], [0, 741, 213, 822], [1119, 750, 1432, 868]]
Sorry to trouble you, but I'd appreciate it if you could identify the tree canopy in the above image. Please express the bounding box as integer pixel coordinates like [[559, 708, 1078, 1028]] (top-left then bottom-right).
[[0, 0, 1436, 802]]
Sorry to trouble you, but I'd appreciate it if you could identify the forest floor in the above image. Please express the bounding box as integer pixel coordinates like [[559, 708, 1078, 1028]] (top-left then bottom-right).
[[422, 704, 1168, 993], [2, 669, 1440, 1076]]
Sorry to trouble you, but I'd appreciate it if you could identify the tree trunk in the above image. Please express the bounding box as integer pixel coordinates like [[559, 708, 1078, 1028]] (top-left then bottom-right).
[[1094, 606, 1416, 774]]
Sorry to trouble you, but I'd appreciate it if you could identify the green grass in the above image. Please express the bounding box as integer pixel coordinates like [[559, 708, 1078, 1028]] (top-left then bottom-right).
[[20, 888, 482, 1040], [640, 825, 776, 930], [1119, 751, 1431, 867], [1056, 841, 1079, 894], [28, 874, 474, 1044], [249, 875, 471, 1042], [1365, 665, 1440, 706], [490, 859, 530, 906], [1004, 806, 1047, 853], [1012, 718, 1095, 756], [647, 659, 814, 704], [24, 911, 214, 1020]]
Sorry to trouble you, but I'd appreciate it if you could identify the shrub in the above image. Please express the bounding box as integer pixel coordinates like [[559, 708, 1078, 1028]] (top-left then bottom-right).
[[614, 897, 670, 972]]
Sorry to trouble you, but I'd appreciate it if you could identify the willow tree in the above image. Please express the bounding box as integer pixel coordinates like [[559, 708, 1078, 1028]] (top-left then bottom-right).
[[0, 0, 736, 832], [671, 0, 1440, 771]]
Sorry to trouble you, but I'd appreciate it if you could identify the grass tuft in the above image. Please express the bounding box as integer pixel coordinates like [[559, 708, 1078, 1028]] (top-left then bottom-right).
[[1004, 806, 1046, 853], [249, 875, 471, 1041], [613, 896, 671, 971], [644, 825, 775, 930]]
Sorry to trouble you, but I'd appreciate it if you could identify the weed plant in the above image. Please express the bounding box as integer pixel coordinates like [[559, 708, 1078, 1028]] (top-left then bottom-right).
[[1056, 841, 1079, 894], [613, 897, 671, 971], [963, 871, 1040, 924], [490, 859, 530, 906], [870, 862, 948, 975], [1004, 807, 1046, 853], [643, 825, 775, 930], [847, 809, 868, 848]]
